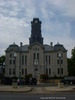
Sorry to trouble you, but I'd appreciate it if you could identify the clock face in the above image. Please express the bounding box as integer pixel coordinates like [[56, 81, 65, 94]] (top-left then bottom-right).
[[35, 20, 38, 23]]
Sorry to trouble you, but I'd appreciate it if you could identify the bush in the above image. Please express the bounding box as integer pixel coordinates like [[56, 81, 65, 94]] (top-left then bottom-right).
[[25, 74, 32, 78], [40, 74, 49, 80]]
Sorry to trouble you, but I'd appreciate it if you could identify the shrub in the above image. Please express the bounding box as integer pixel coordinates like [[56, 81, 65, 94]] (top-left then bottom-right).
[[40, 74, 49, 80], [25, 74, 32, 78]]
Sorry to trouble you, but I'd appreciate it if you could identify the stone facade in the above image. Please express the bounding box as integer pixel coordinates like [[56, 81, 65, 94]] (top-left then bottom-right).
[[5, 18, 68, 78]]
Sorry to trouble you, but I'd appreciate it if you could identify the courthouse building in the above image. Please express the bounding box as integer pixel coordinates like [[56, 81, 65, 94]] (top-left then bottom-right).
[[5, 18, 68, 78]]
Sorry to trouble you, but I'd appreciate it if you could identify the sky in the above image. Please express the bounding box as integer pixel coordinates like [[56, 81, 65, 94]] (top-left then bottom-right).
[[0, 0, 75, 58]]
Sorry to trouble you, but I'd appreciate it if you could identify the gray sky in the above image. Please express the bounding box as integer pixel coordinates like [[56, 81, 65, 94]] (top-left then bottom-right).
[[0, 0, 75, 58]]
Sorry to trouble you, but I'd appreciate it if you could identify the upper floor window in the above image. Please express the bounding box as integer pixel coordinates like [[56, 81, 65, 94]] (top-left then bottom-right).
[[46, 68, 48, 74], [33, 53, 39, 65], [37, 53, 39, 64], [22, 55, 24, 65], [33, 48, 39, 51], [9, 60, 12, 65], [57, 60, 59, 64], [61, 60, 63, 64], [57, 59, 63, 64], [49, 68, 51, 74], [9, 68, 11, 75], [25, 68, 27, 75], [61, 68, 63, 74], [58, 68, 59, 74], [13, 60, 15, 65], [45, 55, 48, 65], [13, 68, 15, 75], [10, 54, 12, 58], [22, 69, 24, 75], [49, 55, 51, 65], [33, 53, 36, 60], [33, 53, 36, 64], [25, 55, 27, 65]]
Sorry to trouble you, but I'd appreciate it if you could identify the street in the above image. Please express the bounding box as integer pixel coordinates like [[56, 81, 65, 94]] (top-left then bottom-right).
[[0, 92, 75, 100]]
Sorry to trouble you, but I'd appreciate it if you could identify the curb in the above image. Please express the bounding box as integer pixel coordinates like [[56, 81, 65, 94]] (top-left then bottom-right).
[[0, 87, 33, 93], [43, 87, 75, 93]]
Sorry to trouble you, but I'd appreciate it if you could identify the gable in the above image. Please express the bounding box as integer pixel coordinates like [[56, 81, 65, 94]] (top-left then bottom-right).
[[28, 42, 44, 50]]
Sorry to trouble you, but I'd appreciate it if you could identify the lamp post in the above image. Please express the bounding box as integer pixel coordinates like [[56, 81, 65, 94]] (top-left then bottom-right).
[[58, 53, 62, 83]]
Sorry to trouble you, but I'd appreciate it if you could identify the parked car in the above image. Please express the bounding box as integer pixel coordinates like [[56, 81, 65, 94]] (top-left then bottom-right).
[[25, 77, 37, 85], [1, 77, 12, 85], [61, 77, 75, 84]]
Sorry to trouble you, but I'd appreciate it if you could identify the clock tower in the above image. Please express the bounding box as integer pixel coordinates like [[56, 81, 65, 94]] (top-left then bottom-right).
[[29, 18, 43, 45]]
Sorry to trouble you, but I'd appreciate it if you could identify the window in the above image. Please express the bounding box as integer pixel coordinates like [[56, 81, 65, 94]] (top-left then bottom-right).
[[57, 60, 63, 64], [9, 69, 11, 75], [9, 60, 12, 65], [36, 48, 37, 50], [13, 60, 15, 65], [13, 68, 15, 74], [57, 60, 59, 64], [25, 55, 27, 65], [49, 68, 51, 74], [33, 53, 36, 60], [25, 68, 27, 75], [46, 68, 48, 74], [37, 48, 39, 51], [58, 68, 59, 74], [45, 55, 48, 64], [22, 69, 24, 75], [22, 55, 24, 65], [37, 53, 39, 64], [61, 60, 63, 64], [37, 53, 39, 60], [49, 55, 50, 65], [10, 54, 12, 58], [33, 53, 36, 64], [61, 68, 63, 74]]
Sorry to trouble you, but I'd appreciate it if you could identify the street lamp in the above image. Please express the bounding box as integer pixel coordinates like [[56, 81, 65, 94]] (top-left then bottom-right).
[[58, 53, 62, 83]]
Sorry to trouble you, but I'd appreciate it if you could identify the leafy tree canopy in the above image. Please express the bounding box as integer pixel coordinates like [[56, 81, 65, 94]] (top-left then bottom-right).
[[68, 47, 75, 76], [0, 55, 5, 65]]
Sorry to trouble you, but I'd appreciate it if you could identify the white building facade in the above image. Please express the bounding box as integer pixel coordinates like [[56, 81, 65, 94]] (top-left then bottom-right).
[[5, 18, 68, 79]]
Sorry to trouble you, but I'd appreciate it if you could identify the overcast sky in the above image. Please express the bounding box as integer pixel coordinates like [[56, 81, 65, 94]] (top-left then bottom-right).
[[0, 0, 75, 58]]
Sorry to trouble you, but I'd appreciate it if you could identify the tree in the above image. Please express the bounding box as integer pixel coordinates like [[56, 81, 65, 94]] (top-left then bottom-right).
[[71, 47, 75, 63], [0, 55, 5, 78], [0, 55, 5, 66], [68, 47, 75, 76]]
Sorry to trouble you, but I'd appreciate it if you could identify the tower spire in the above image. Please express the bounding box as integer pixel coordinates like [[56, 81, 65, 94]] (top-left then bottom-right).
[[29, 18, 43, 45]]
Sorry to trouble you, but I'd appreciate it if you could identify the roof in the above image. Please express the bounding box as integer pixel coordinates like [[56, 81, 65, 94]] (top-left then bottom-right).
[[54, 43, 67, 51], [44, 44, 54, 51], [20, 45, 29, 52], [5, 43, 67, 52], [5, 43, 20, 52]]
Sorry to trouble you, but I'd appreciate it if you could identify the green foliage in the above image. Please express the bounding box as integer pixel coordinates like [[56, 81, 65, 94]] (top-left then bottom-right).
[[40, 74, 49, 80], [71, 47, 75, 63], [68, 47, 75, 76], [0, 55, 5, 66], [25, 74, 32, 78]]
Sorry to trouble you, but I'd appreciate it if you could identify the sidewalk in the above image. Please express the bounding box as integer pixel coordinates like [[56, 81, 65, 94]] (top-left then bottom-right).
[[44, 86, 75, 92], [0, 85, 33, 93], [0, 85, 75, 93]]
